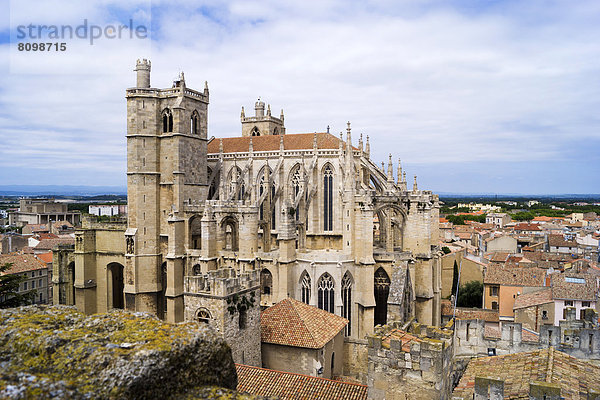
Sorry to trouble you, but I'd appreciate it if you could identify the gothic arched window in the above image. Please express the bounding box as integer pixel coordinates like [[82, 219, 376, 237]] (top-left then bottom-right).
[[192, 264, 201, 276], [271, 183, 276, 230], [342, 272, 353, 336], [259, 174, 265, 221], [189, 216, 201, 250], [261, 269, 273, 295], [301, 271, 311, 304], [323, 165, 333, 231], [291, 166, 302, 221], [162, 109, 173, 133], [190, 111, 199, 135], [318, 273, 335, 314], [196, 308, 211, 324], [251, 126, 260, 136], [374, 267, 391, 326]]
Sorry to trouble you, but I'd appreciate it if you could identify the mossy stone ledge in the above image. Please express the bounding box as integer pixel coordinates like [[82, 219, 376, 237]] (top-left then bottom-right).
[[0, 305, 247, 399]]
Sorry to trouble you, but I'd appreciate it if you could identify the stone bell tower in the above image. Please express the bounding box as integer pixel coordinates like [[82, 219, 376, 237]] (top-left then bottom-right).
[[241, 98, 286, 137], [124, 59, 210, 321]]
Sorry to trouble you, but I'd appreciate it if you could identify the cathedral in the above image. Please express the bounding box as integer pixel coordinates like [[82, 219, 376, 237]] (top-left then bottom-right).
[[65, 59, 442, 365]]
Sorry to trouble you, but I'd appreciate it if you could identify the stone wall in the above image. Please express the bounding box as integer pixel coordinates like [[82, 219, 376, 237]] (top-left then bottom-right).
[[184, 268, 262, 367], [367, 322, 454, 400]]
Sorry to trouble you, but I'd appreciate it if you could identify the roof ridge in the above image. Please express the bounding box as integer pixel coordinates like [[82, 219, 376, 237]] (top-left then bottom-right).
[[288, 298, 320, 348], [545, 347, 554, 383]]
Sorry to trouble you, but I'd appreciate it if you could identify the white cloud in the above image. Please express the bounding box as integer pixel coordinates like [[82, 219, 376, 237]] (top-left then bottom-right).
[[0, 0, 598, 191]]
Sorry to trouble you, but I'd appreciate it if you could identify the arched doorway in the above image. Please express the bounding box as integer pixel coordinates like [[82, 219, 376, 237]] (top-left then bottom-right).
[[107, 262, 124, 309], [374, 267, 390, 326], [189, 216, 202, 250]]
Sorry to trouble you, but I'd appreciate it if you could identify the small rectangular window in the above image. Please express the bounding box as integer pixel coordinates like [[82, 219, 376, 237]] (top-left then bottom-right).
[[565, 300, 574, 307], [23, 282, 27, 290], [32, 280, 35, 289], [582, 301, 591, 307], [39, 279, 42, 287]]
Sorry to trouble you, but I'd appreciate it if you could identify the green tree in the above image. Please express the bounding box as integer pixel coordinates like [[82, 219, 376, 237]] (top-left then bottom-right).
[[0, 263, 36, 309], [451, 260, 459, 299], [446, 215, 466, 225], [512, 211, 535, 221], [456, 281, 483, 308]]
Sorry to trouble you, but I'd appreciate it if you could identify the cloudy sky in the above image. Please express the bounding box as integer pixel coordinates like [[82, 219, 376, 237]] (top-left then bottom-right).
[[0, 0, 598, 194]]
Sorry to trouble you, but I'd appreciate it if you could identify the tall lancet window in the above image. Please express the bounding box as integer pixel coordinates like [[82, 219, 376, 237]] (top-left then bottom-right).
[[259, 174, 266, 220], [301, 271, 311, 304], [291, 167, 301, 220], [318, 273, 335, 314], [190, 111, 199, 135], [271, 183, 276, 230], [323, 165, 333, 231], [342, 273, 352, 336], [162, 109, 173, 133]]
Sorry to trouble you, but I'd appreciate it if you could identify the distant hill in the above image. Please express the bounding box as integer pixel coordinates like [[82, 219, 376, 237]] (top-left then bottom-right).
[[0, 185, 127, 196]]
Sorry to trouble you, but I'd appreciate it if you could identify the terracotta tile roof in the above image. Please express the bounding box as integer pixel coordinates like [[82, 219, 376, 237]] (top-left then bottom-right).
[[35, 252, 53, 264], [33, 238, 75, 250], [207, 132, 354, 154], [0, 253, 46, 274], [489, 252, 510, 263], [261, 298, 348, 349], [453, 348, 600, 399], [513, 288, 553, 310], [484, 265, 546, 287], [23, 224, 50, 232], [35, 233, 59, 240], [236, 364, 367, 400], [548, 235, 578, 248], [551, 273, 597, 301], [441, 300, 499, 322], [513, 223, 542, 231]]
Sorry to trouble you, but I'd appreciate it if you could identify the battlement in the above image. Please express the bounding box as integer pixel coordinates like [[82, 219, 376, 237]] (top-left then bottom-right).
[[81, 215, 127, 230], [184, 268, 259, 297], [367, 321, 454, 399]]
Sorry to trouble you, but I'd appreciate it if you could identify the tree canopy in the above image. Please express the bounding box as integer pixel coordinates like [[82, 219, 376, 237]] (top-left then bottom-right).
[[0, 263, 36, 309]]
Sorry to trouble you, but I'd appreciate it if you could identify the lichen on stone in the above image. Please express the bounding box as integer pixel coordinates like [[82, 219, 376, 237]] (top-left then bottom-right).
[[0, 305, 241, 399]]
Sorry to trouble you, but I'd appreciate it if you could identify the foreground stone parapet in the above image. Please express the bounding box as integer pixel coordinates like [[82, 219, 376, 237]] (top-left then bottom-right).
[[0, 305, 239, 399]]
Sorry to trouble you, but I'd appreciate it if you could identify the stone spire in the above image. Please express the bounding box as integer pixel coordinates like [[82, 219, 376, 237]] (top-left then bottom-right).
[[219, 138, 223, 157], [204, 80, 209, 96], [413, 175, 418, 192], [248, 137, 253, 154], [241, 106, 245, 120], [381, 161, 385, 171], [279, 133, 284, 154], [397, 158, 403, 184], [346, 122, 352, 153], [267, 104, 272, 117], [280, 109, 284, 122], [358, 133, 363, 153], [365, 135, 370, 158], [387, 154, 394, 183], [313, 133, 318, 152]]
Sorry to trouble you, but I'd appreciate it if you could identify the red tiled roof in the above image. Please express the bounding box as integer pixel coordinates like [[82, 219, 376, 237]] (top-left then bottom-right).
[[236, 364, 367, 400], [35, 252, 53, 264], [34, 238, 75, 250], [551, 273, 597, 301], [207, 132, 354, 154], [441, 300, 499, 322], [514, 223, 542, 231], [453, 348, 600, 399], [484, 265, 546, 287], [513, 288, 553, 310], [261, 298, 348, 349], [0, 253, 46, 274], [548, 235, 578, 248]]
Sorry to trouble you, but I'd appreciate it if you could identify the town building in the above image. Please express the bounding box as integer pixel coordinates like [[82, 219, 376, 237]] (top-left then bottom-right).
[[88, 204, 128, 217], [0, 253, 49, 304], [8, 198, 80, 227]]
